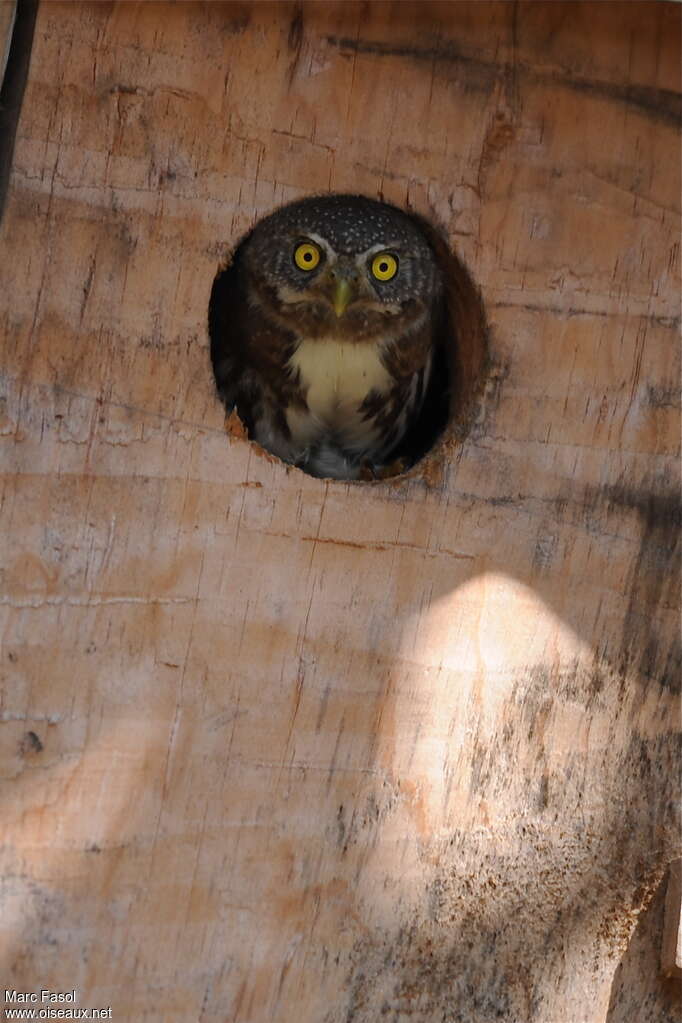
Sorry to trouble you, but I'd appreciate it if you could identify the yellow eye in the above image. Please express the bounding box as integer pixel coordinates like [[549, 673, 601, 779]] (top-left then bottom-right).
[[293, 242, 321, 271], [371, 252, 398, 282]]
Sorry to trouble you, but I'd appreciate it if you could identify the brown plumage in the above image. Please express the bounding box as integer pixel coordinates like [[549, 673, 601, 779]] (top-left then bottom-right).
[[210, 194, 446, 479]]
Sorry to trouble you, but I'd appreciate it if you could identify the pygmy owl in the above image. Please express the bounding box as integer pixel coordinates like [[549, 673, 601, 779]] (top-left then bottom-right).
[[210, 194, 445, 479]]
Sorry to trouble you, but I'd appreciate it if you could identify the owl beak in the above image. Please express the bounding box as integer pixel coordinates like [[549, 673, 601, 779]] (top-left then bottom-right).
[[332, 278, 353, 318]]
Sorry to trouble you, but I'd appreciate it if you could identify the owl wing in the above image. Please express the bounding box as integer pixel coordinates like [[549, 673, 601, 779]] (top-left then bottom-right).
[[356, 312, 443, 468], [209, 262, 307, 460]]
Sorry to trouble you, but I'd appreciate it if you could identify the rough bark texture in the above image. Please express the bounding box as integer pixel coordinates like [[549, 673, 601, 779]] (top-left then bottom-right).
[[0, 3, 680, 1021]]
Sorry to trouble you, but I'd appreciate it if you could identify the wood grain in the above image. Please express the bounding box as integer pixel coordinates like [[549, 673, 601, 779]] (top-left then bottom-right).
[[0, 3, 679, 1021]]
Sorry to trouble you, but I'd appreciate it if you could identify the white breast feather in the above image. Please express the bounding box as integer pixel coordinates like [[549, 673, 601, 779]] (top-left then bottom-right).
[[286, 337, 393, 453]]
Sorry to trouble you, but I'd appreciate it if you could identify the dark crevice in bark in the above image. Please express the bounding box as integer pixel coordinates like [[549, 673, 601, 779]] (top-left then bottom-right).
[[0, 0, 39, 228]]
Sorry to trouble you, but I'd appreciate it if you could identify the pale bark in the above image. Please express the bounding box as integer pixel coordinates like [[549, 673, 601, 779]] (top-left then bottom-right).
[[0, 3, 679, 1021]]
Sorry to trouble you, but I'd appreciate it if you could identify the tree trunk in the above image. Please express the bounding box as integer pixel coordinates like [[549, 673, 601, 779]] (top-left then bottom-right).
[[0, 3, 679, 1021]]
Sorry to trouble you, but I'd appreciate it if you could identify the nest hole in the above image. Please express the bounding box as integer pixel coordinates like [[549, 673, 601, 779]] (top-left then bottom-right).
[[208, 199, 488, 481]]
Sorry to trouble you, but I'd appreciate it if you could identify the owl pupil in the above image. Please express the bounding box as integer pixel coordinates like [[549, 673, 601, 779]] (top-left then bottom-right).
[[379, 262, 388, 272], [304, 252, 312, 262]]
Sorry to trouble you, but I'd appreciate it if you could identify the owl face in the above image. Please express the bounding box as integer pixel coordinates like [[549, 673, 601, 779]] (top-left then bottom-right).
[[240, 194, 442, 342]]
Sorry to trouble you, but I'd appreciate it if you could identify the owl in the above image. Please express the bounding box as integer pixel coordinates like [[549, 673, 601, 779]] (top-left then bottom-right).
[[210, 194, 445, 479]]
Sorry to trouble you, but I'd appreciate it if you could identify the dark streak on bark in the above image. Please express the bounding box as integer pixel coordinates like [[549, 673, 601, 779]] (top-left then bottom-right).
[[595, 483, 682, 694], [326, 35, 682, 128], [288, 4, 304, 52], [287, 4, 304, 86], [489, 302, 680, 331], [644, 384, 681, 410], [326, 34, 499, 93]]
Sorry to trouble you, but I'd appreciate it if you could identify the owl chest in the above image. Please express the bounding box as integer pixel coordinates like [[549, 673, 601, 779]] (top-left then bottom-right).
[[286, 337, 392, 447]]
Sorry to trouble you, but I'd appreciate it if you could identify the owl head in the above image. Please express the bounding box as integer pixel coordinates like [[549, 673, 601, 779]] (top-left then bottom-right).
[[238, 194, 443, 342]]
